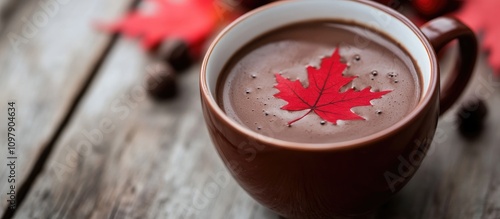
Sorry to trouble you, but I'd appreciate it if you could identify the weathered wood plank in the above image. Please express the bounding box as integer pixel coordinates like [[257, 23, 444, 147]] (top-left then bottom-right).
[[0, 0, 26, 33], [377, 53, 500, 219], [0, 0, 133, 216], [13, 29, 500, 219], [14, 39, 278, 219]]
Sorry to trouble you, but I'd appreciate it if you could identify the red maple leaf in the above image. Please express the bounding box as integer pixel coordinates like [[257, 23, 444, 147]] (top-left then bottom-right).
[[98, 0, 219, 50], [274, 49, 391, 125], [455, 0, 500, 76]]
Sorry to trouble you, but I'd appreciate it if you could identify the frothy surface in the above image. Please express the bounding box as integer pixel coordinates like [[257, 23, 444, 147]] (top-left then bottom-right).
[[217, 21, 421, 143]]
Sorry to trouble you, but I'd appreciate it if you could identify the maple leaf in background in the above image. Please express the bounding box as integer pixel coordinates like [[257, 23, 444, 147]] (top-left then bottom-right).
[[98, 0, 218, 52], [455, 0, 500, 76], [274, 49, 391, 125]]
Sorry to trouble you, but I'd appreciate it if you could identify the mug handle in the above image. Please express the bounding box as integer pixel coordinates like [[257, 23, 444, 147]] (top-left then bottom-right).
[[420, 16, 478, 115]]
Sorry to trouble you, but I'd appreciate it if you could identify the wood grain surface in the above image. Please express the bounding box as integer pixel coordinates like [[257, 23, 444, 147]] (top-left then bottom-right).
[[1, 2, 499, 218], [13, 39, 277, 219], [377, 53, 500, 219], [0, 0, 134, 216], [12, 44, 500, 219]]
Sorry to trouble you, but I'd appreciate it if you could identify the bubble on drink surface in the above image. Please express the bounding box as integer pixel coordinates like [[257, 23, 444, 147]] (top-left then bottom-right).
[[257, 126, 262, 130], [251, 74, 257, 79], [245, 88, 251, 94], [264, 112, 269, 116], [394, 80, 399, 83], [320, 121, 326, 125], [370, 70, 378, 76], [354, 55, 361, 61], [376, 110, 382, 115], [387, 72, 398, 78]]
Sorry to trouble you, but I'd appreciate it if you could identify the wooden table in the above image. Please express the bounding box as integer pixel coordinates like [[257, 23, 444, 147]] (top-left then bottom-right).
[[1, 0, 499, 218]]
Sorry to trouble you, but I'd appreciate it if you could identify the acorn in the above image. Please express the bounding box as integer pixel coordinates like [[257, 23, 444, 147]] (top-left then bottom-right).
[[153, 40, 192, 72], [456, 97, 488, 137], [239, 0, 275, 10], [146, 62, 178, 100]]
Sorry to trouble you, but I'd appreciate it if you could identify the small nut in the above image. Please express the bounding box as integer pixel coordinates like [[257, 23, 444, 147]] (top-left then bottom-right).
[[146, 62, 177, 99], [153, 40, 192, 72], [457, 97, 488, 137], [239, 0, 275, 10]]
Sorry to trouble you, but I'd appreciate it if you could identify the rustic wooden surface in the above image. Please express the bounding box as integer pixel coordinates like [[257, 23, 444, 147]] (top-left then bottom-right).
[[0, 0, 134, 217], [1, 2, 500, 219], [376, 53, 500, 219]]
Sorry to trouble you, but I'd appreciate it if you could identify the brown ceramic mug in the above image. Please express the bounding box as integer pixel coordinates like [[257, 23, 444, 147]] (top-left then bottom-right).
[[200, 0, 478, 218]]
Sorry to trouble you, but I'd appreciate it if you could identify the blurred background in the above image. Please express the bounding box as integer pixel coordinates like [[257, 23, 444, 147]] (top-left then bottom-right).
[[0, 0, 499, 218]]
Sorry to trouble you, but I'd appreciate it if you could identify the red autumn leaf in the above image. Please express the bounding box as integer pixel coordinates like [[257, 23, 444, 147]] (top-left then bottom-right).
[[455, 0, 500, 76], [411, 0, 456, 18], [274, 48, 391, 125], [97, 0, 218, 50]]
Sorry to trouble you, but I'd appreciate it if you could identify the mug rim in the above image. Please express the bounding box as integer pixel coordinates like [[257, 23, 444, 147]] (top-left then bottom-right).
[[200, 0, 438, 151]]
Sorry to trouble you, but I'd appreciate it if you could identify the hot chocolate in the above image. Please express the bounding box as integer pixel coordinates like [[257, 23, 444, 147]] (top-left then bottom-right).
[[216, 21, 421, 143]]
